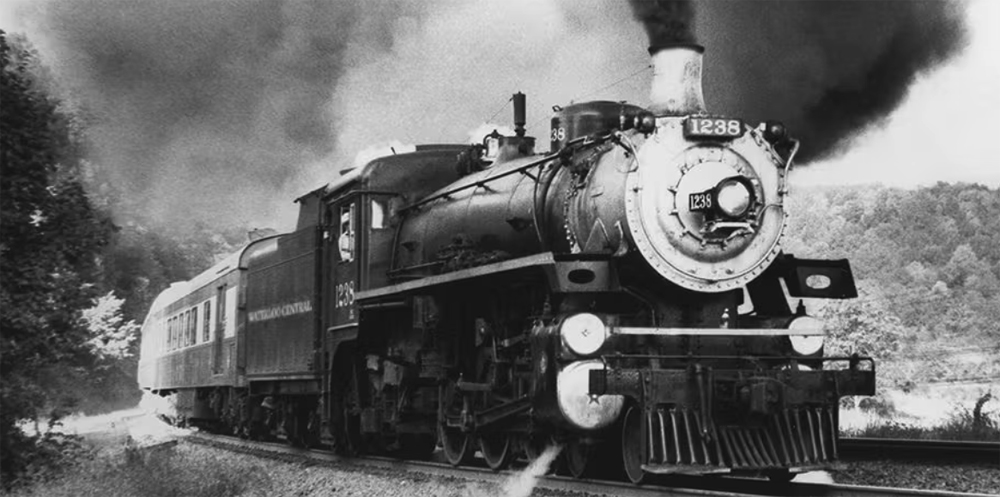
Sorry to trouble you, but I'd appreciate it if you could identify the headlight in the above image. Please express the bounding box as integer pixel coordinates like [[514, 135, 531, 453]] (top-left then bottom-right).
[[560, 313, 607, 356], [715, 177, 753, 218], [556, 360, 623, 429], [788, 316, 824, 355]]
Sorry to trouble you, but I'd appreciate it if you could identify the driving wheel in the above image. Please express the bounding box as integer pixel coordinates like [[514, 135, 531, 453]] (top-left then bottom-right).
[[480, 432, 514, 470]]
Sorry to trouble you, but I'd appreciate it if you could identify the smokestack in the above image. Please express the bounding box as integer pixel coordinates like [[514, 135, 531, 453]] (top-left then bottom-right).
[[648, 44, 706, 117]]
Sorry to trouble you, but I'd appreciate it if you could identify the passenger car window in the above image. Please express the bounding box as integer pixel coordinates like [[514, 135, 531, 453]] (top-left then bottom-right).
[[203, 301, 211, 342], [191, 307, 199, 344]]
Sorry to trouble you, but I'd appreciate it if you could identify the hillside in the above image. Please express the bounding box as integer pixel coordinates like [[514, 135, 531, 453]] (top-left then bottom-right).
[[785, 183, 1000, 389]]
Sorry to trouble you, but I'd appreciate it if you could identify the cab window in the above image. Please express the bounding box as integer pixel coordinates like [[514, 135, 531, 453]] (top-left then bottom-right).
[[371, 200, 386, 230], [339, 204, 355, 262]]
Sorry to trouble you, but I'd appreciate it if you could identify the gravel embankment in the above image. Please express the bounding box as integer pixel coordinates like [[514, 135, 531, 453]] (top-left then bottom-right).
[[176, 443, 568, 497], [18, 411, 998, 497], [19, 411, 578, 497], [829, 460, 1000, 495]]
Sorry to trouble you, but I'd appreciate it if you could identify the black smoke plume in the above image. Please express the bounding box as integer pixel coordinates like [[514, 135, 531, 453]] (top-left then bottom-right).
[[32, 0, 426, 229], [631, 0, 968, 162], [26, 0, 640, 232], [628, 0, 695, 46], [18, 0, 970, 234]]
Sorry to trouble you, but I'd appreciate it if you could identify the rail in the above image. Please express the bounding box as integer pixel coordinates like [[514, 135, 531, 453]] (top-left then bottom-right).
[[840, 437, 999, 465], [186, 431, 995, 497]]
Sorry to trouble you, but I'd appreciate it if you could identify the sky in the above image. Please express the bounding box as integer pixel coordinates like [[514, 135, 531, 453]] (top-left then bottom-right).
[[790, 0, 1000, 189], [0, 0, 996, 232]]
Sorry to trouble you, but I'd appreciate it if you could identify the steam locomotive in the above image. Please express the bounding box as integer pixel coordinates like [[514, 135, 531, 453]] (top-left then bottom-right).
[[138, 44, 874, 483]]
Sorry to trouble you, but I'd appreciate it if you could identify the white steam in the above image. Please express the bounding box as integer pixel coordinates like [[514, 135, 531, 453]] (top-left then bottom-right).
[[467, 124, 516, 145], [349, 140, 416, 172], [327, 0, 646, 189], [794, 471, 835, 484], [499, 444, 562, 497]]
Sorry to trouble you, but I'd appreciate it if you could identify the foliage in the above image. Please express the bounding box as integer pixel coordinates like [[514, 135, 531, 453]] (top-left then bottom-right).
[[1, 33, 248, 489], [79, 291, 140, 361], [820, 281, 905, 360], [0, 30, 116, 487], [843, 393, 1000, 442], [786, 183, 1000, 387], [100, 220, 247, 327], [10, 442, 272, 497], [3, 431, 91, 491]]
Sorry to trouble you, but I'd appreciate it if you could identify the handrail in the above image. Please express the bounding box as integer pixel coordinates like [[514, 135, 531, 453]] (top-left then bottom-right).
[[399, 133, 612, 213]]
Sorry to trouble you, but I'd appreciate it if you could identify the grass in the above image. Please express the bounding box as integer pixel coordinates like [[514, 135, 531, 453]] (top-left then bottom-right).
[[842, 392, 1000, 441], [9, 439, 273, 497]]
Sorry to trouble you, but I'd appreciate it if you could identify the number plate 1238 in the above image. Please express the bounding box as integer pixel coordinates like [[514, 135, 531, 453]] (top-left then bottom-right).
[[684, 117, 743, 138], [689, 192, 713, 211]]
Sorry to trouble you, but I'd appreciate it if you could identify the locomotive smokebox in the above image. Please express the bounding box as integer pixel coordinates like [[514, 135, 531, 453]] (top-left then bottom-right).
[[648, 44, 706, 117]]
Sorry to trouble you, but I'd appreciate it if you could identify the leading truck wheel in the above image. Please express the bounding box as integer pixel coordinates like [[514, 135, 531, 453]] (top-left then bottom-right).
[[563, 438, 594, 479], [523, 434, 558, 473], [621, 405, 647, 484]]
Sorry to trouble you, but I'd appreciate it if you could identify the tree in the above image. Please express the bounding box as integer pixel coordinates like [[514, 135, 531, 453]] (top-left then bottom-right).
[[79, 292, 140, 361], [820, 281, 905, 361], [787, 183, 1000, 392], [0, 31, 114, 487], [817, 281, 910, 392]]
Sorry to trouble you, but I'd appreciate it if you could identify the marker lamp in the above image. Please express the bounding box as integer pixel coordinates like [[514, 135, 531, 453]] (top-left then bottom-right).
[[560, 313, 607, 356]]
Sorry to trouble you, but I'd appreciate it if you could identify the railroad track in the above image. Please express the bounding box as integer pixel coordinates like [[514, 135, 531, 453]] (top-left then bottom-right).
[[183, 432, 995, 497], [840, 438, 1000, 464]]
